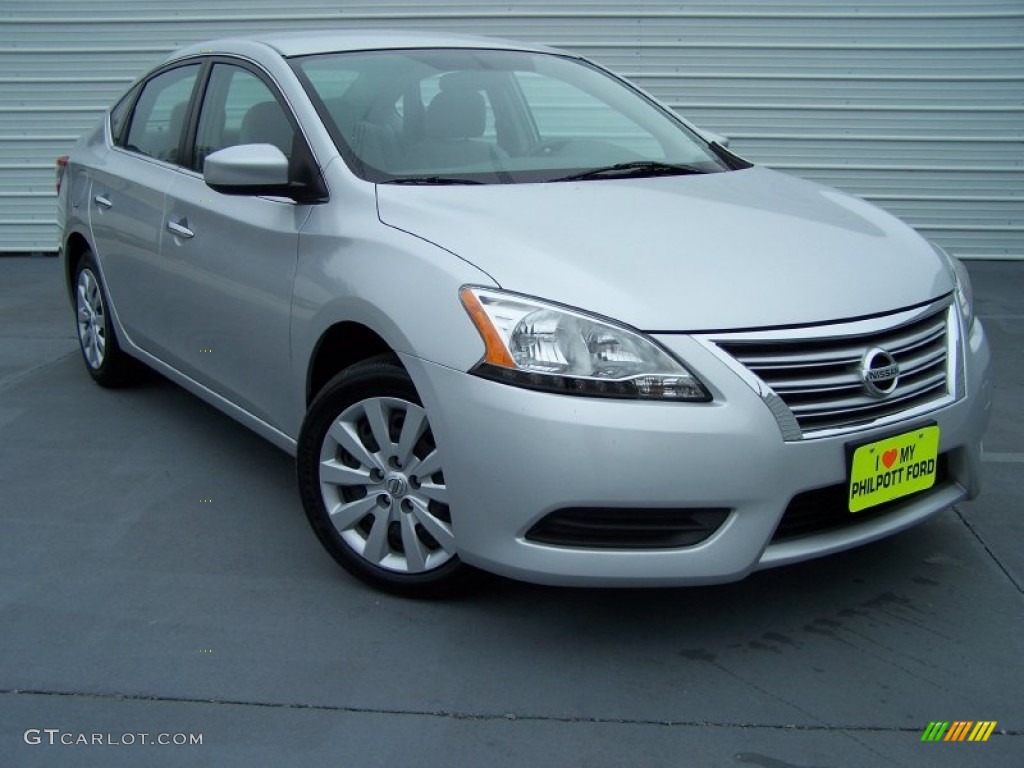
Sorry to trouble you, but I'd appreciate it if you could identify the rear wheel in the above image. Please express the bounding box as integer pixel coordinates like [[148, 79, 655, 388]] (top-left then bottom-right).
[[74, 252, 141, 387], [297, 358, 471, 595]]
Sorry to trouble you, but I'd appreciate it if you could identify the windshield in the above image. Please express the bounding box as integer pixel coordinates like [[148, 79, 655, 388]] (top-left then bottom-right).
[[291, 48, 733, 184]]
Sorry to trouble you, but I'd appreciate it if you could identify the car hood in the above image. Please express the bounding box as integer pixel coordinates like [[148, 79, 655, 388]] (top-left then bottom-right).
[[375, 167, 952, 331]]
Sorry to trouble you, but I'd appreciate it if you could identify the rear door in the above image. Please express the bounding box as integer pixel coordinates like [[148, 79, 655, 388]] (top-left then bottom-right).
[[87, 63, 202, 355], [159, 61, 313, 430]]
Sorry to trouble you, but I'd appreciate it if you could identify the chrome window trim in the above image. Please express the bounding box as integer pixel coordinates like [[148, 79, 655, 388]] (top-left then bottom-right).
[[105, 53, 331, 201]]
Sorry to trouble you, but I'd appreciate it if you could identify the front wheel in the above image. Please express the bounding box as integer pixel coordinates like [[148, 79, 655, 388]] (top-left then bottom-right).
[[297, 358, 472, 595]]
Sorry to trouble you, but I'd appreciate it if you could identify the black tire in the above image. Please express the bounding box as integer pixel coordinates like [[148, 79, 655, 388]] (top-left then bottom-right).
[[73, 251, 143, 388], [297, 357, 473, 596]]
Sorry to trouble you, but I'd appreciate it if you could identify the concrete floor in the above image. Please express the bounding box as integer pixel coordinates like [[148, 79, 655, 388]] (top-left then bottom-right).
[[0, 256, 1020, 767]]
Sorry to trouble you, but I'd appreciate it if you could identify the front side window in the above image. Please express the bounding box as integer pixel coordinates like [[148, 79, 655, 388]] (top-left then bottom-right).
[[292, 48, 730, 183], [124, 64, 201, 165], [193, 63, 295, 170]]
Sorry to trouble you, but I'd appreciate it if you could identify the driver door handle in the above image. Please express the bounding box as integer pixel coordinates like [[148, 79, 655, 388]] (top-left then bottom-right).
[[93, 194, 112, 209], [167, 219, 194, 239]]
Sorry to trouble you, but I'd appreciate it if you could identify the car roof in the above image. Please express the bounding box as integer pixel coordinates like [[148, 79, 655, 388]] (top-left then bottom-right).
[[169, 29, 562, 61]]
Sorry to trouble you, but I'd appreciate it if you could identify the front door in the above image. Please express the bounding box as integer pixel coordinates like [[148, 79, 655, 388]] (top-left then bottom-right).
[[159, 63, 312, 430]]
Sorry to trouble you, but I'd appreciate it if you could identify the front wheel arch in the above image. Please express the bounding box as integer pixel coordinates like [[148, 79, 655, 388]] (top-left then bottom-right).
[[305, 322, 392, 407]]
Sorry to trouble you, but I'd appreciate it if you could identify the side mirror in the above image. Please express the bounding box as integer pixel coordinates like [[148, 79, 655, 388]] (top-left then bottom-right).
[[204, 144, 298, 199]]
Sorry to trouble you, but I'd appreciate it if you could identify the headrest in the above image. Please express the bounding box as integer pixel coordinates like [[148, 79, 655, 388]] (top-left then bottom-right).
[[239, 101, 293, 155], [425, 88, 486, 140]]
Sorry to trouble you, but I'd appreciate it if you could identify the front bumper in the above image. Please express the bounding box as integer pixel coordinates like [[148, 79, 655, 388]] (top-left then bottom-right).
[[400, 318, 992, 587]]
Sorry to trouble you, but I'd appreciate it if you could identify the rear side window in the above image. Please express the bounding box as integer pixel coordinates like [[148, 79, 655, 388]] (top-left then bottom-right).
[[124, 64, 201, 165]]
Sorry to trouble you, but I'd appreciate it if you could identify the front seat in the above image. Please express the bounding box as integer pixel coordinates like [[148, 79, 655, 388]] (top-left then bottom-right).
[[239, 101, 294, 158], [416, 82, 497, 169]]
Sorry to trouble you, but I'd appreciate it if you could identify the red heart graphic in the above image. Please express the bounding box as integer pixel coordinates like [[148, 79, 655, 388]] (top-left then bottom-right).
[[882, 449, 898, 468]]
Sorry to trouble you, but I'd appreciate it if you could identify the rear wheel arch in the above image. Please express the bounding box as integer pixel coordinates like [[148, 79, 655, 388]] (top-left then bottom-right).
[[64, 232, 92, 303], [72, 249, 144, 387]]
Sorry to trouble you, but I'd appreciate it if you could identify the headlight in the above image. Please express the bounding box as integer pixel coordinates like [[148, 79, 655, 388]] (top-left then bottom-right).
[[932, 242, 975, 329], [460, 286, 710, 401]]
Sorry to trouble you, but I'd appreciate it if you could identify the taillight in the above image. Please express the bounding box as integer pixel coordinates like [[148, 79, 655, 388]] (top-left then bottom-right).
[[55, 155, 69, 194]]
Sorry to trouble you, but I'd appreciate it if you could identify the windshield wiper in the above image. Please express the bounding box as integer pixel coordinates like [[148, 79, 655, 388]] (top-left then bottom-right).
[[551, 161, 707, 182], [385, 175, 485, 185]]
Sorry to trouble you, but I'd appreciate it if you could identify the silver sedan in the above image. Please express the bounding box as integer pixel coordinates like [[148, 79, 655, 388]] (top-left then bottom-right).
[[56, 30, 992, 594]]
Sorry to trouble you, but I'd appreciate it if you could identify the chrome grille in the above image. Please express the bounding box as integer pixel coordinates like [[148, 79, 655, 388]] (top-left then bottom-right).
[[716, 306, 951, 436]]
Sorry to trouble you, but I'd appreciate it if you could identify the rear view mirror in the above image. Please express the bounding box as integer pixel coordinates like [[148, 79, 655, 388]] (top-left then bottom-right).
[[204, 143, 293, 197]]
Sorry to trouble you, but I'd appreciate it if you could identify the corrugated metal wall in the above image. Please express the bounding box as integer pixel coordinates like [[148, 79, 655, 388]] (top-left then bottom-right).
[[2, 1, 1022, 258]]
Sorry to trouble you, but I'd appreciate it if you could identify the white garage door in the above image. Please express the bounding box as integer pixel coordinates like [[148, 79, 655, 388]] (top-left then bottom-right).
[[1, 0, 1021, 259]]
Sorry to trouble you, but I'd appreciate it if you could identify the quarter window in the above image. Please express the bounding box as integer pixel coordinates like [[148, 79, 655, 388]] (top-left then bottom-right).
[[123, 64, 201, 164], [108, 84, 139, 145]]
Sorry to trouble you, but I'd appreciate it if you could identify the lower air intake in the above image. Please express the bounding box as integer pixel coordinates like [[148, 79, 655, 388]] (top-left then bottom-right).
[[526, 507, 730, 549], [772, 454, 950, 541]]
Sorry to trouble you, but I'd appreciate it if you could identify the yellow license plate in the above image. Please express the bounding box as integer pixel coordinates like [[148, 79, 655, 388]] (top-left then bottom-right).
[[848, 426, 940, 513]]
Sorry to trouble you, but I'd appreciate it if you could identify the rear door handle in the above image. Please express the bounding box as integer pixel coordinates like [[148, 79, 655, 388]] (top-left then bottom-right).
[[167, 219, 194, 239], [93, 194, 112, 209]]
